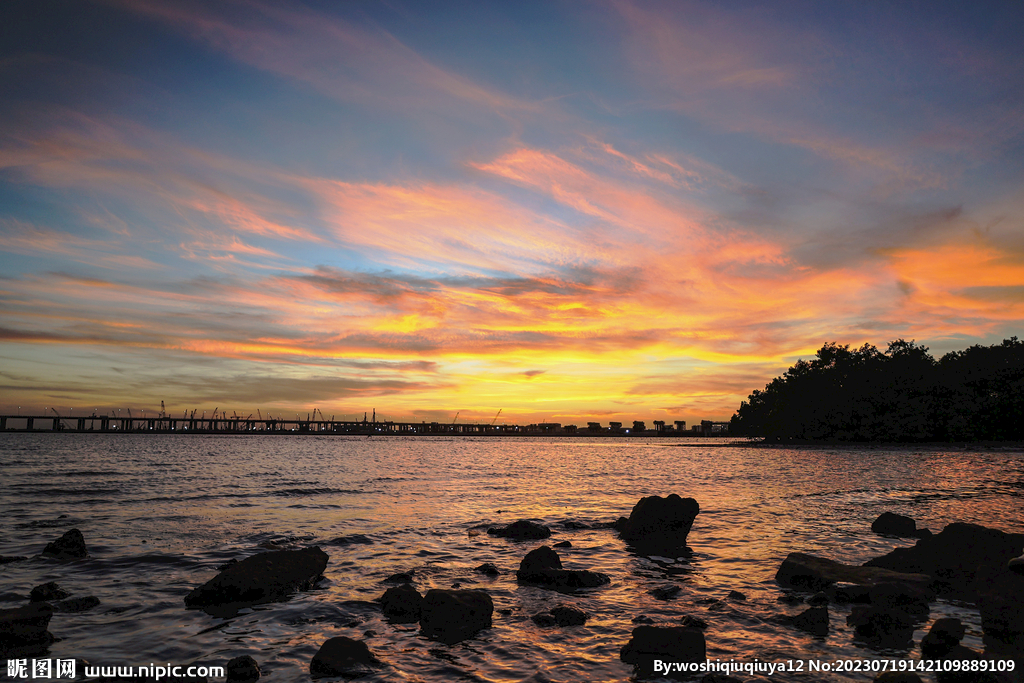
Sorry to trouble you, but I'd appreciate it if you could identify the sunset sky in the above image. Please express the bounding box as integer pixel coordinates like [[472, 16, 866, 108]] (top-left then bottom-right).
[[2, 1, 1023, 425]]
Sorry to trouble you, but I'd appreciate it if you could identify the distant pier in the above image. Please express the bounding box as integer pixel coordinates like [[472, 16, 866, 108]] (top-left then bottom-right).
[[0, 415, 731, 436]]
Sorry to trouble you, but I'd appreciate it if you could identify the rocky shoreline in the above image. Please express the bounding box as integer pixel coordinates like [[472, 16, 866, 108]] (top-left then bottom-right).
[[3, 496, 1022, 682]]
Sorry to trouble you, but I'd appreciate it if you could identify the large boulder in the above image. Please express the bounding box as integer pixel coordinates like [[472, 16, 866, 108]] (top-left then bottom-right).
[[847, 605, 916, 649], [418, 589, 493, 644], [516, 546, 610, 589], [0, 602, 55, 653], [184, 546, 328, 608], [864, 523, 1024, 597], [620, 626, 706, 678], [225, 655, 260, 683], [41, 528, 88, 560], [379, 583, 422, 623], [309, 637, 382, 678], [617, 495, 699, 550], [921, 618, 966, 659], [487, 520, 551, 540], [872, 512, 930, 539], [776, 553, 933, 593]]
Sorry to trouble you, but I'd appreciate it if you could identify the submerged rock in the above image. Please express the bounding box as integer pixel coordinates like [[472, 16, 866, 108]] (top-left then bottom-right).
[[872, 512, 930, 539], [309, 637, 383, 678], [620, 626, 706, 678], [649, 585, 682, 600], [379, 583, 422, 623], [29, 582, 69, 602], [419, 589, 493, 644], [553, 540, 572, 548], [679, 615, 708, 629], [0, 556, 28, 565], [0, 602, 55, 652], [776, 552, 932, 592], [727, 590, 746, 601], [41, 528, 88, 560], [516, 546, 610, 589], [184, 546, 328, 608], [474, 563, 500, 576], [616, 495, 700, 550], [487, 520, 551, 540], [785, 606, 829, 636], [531, 605, 588, 627], [864, 523, 1024, 597], [326, 534, 372, 546], [225, 655, 260, 683], [383, 570, 414, 583]]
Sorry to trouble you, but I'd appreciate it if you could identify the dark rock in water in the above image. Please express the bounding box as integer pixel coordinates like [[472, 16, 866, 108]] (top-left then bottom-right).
[[786, 606, 829, 636], [550, 604, 587, 626], [516, 546, 610, 589], [827, 582, 872, 603], [649, 585, 682, 600], [806, 591, 829, 606], [727, 590, 746, 601], [419, 589, 493, 644], [847, 605, 915, 648], [0, 602, 55, 651], [872, 512, 929, 538], [777, 552, 932, 592], [51, 596, 100, 613], [679, 615, 708, 629], [30, 581, 69, 602], [184, 546, 328, 608], [868, 582, 930, 618], [531, 612, 557, 627], [875, 673, 924, 683], [379, 583, 422, 623], [864, 523, 1024, 597], [383, 571, 414, 583], [617, 495, 700, 550], [225, 655, 260, 683], [921, 618, 965, 659], [487, 520, 551, 540], [0, 556, 28, 565], [474, 563, 499, 576], [309, 637, 383, 678], [632, 615, 655, 624], [326, 534, 372, 546], [977, 569, 1024, 645], [1009, 555, 1024, 575], [41, 528, 88, 560], [553, 540, 572, 548], [620, 626, 706, 678]]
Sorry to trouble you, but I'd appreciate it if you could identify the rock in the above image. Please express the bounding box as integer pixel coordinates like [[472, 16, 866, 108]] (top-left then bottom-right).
[[872, 512, 928, 538], [868, 582, 930, 618], [0, 602, 55, 651], [474, 563, 499, 576], [786, 606, 829, 636], [309, 637, 383, 678], [30, 581, 69, 602], [864, 523, 1024, 597], [727, 590, 746, 601], [383, 571, 414, 583], [326, 534, 372, 546], [487, 520, 551, 540], [921, 618, 965, 659], [225, 655, 260, 683], [550, 604, 588, 626], [41, 528, 88, 559], [977, 569, 1024, 645], [516, 546, 610, 589], [847, 605, 916, 648], [419, 589, 493, 644], [649, 585, 682, 600], [806, 591, 829, 605], [183, 546, 328, 608], [826, 582, 872, 603], [620, 626, 706, 678], [679, 615, 708, 629], [632, 615, 655, 624], [531, 612, 557, 627], [553, 540, 572, 548], [875, 673, 924, 683], [51, 596, 100, 613], [379, 583, 422, 623], [776, 552, 932, 592], [1008, 555, 1024, 575], [617, 494, 700, 550], [0, 556, 28, 565]]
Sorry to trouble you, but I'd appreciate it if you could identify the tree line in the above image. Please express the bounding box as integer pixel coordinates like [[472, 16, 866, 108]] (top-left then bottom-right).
[[729, 337, 1024, 441]]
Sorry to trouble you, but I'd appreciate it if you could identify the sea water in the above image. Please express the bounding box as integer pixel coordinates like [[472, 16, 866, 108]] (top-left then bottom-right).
[[1, 434, 1022, 682]]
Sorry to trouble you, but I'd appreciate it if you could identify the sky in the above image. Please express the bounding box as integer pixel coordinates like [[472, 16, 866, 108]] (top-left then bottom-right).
[[1, 0, 1023, 425]]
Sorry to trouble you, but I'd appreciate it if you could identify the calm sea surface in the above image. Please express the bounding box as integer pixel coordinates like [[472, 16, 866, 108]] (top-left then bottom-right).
[[1, 435, 1022, 682]]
